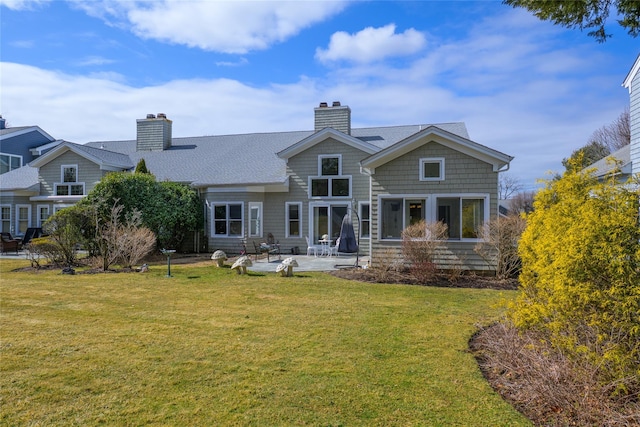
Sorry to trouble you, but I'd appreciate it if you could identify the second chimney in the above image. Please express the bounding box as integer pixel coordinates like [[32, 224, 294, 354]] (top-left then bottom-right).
[[314, 101, 351, 135], [136, 113, 172, 151]]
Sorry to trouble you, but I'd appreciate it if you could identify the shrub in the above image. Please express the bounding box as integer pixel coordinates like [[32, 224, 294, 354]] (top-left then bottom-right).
[[401, 220, 448, 283], [25, 237, 65, 267], [474, 214, 526, 279], [508, 164, 640, 393]]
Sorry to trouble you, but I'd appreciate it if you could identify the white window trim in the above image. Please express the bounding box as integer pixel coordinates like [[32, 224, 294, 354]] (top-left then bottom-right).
[[308, 201, 352, 243], [285, 202, 303, 238], [211, 202, 244, 238], [419, 157, 445, 181], [15, 204, 32, 235], [0, 152, 23, 173], [54, 182, 86, 196], [0, 204, 12, 233], [248, 202, 262, 238], [37, 204, 50, 227], [52, 204, 73, 214], [61, 164, 78, 182], [358, 201, 370, 239], [376, 193, 490, 242], [318, 154, 342, 176], [308, 175, 352, 199]]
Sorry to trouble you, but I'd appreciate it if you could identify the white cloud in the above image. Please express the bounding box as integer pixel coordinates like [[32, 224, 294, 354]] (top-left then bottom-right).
[[75, 56, 117, 67], [315, 24, 427, 64], [0, 0, 51, 10], [70, 0, 348, 53]]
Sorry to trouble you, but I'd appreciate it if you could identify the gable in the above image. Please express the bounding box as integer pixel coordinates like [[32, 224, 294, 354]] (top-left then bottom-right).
[[30, 142, 133, 171], [360, 126, 512, 173], [277, 128, 378, 160]]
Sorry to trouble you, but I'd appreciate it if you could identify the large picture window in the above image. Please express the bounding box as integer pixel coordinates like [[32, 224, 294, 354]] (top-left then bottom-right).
[[213, 203, 243, 237], [437, 197, 485, 239], [380, 198, 426, 239]]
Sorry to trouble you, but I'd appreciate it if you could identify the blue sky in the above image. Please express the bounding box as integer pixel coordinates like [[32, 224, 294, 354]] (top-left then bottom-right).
[[1, 0, 637, 190]]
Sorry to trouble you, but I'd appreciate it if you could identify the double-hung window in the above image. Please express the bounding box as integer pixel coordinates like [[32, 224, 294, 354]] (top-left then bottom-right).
[[55, 165, 84, 196], [213, 203, 243, 237], [285, 202, 302, 238], [37, 205, 50, 227], [16, 205, 31, 235], [309, 155, 351, 198], [1, 205, 11, 233], [359, 202, 370, 238]]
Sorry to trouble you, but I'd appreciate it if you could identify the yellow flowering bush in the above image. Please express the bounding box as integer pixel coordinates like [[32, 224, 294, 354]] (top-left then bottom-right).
[[509, 164, 640, 391]]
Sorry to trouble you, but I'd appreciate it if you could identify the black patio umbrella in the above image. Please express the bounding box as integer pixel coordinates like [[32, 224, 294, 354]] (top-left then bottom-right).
[[337, 213, 358, 254]]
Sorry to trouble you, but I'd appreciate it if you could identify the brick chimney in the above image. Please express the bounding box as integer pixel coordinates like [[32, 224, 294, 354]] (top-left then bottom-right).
[[136, 113, 172, 151], [314, 101, 351, 135]]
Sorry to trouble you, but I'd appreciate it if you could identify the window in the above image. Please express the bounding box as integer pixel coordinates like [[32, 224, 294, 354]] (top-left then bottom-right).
[[359, 202, 370, 238], [249, 202, 262, 237], [419, 158, 445, 181], [213, 203, 243, 237], [321, 156, 340, 175], [286, 202, 302, 238], [16, 205, 31, 235], [437, 197, 485, 239], [380, 198, 426, 239], [0, 153, 22, 174], [55, 164, 85, 196], [310, 154, 351, 198], [37, 205, 50, 227], [1, 205, 11, 233]]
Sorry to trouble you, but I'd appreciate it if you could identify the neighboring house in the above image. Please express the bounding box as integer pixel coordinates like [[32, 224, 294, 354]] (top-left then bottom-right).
[[0, 116, 62, 175], [0, 103, 513, 271], [590, 53, 639, 182]]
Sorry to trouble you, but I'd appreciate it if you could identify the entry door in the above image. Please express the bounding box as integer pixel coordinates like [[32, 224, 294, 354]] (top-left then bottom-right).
[[311, 204, 348, 243]]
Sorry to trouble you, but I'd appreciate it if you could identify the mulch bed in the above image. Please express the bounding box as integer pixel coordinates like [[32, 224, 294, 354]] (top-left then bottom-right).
[[329, 267, 519, 290]]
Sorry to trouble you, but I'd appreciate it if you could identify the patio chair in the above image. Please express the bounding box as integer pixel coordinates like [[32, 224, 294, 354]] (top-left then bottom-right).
[[1, 232, 21, 254], [305, 236, 322, 257], [21, 227, 43, 247]]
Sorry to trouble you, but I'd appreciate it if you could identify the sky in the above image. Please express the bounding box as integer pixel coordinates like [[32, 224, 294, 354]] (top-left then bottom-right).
[[0, 0, 638, 191]]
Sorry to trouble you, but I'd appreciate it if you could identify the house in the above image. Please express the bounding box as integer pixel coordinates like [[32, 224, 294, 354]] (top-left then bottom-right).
[[0, 103, 513, 271], [0, 117, 64, 234], [0, 116, 62, 175], [589, 53, 639, 182]]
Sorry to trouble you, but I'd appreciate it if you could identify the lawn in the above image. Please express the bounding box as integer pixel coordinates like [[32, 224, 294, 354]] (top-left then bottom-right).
[[0, 258, 531, 426]]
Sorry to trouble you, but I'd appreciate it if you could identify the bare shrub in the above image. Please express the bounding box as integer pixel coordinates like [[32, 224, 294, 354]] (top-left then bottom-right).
[[471, 322, 640, 426], [474, 214, 526, 279], [117, 223, 156, 268], [95, 202, 156, 270], [369, 248, 402, 283], [24, 238, 64, 267], [401, 220, 448, 284]]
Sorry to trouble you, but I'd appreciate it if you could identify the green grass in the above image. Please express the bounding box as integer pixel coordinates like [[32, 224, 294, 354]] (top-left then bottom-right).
[[0, 259, 531, 426]]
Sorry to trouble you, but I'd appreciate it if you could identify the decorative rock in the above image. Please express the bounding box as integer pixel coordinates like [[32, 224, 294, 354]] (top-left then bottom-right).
[[61, 267, 75, 275], [211, 250, 228, 268], [139, 263, 149, 273], [231, 256, 252, 275]]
